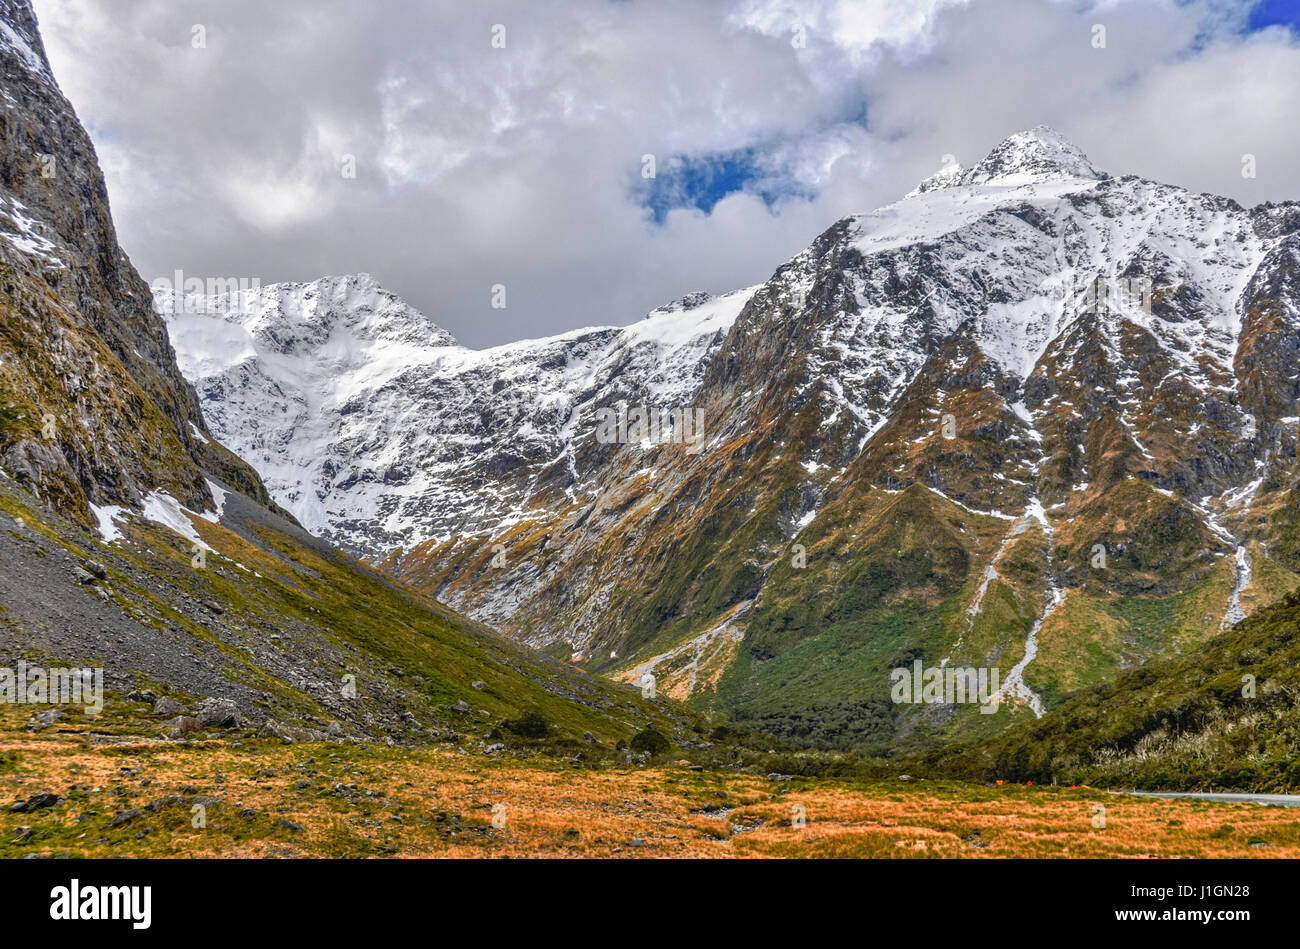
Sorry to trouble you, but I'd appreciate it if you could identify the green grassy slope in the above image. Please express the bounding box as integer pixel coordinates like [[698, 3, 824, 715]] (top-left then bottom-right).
[[920, 587, 1300, 791], [0, 471, 725, 751]]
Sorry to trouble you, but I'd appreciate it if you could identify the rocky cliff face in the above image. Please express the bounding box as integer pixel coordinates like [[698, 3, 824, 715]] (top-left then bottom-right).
[[170, 124, 1300, 750], [0, 0, 274, 522]]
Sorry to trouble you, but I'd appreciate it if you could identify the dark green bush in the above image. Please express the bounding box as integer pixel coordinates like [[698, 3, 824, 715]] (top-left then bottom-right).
[[629, 727, 671, 756], [503, 709, 549, 739]]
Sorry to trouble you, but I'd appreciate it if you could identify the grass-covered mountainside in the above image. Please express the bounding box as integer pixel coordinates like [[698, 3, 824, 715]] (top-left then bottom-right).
[[710, 480, 1298, 755], [921, 587, 1300, 791], [0, 471, 715, 749]]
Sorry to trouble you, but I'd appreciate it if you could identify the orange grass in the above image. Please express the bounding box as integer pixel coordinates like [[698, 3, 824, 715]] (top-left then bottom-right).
[[3, 711, 1298, 858]]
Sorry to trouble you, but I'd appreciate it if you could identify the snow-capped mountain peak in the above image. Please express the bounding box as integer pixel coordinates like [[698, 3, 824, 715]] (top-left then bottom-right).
[[156, 272, 457, 351], [159, 271, 756, 552], [166, 127, 1300, 719], [914, 126, 1103, 196], [963, 125, 1102, 186]]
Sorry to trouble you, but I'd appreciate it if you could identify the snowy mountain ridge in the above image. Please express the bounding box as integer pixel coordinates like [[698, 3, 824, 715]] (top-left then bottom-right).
[[159, 271, 756, 551], [163, 127, 1300, 739]]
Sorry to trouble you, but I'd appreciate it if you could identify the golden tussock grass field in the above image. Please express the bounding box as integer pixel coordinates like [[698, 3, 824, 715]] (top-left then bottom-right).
[[3, 707, 1299, 859]]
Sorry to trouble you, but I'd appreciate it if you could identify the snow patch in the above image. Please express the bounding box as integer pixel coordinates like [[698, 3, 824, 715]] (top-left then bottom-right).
[[202, 479, 229, 523], [140, 490, 212, 551], [89, 504, 126, 544]]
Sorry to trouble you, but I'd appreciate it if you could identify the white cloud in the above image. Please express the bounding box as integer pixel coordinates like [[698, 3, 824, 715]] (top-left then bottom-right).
[[731, 0, 973, 59], [30, 0, 1300, 347]]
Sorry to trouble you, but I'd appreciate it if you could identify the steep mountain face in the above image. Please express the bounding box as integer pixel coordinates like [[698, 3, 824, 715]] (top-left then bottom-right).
[[158, 274, 755, 555], [0, 0, 701, 751], [0, 0, 273, 522], [171, 125, 1300, 752]]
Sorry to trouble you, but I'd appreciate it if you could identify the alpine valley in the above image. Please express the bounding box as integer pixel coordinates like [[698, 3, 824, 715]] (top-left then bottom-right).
[[164, 126, 1300, 754], [0, 0, 729, 780], [4, 0, 1300, 864]]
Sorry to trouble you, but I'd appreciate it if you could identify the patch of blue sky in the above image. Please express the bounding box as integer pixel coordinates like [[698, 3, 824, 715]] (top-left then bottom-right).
[[637, 146, 816, 225], [1245, 0, 1300, 33]]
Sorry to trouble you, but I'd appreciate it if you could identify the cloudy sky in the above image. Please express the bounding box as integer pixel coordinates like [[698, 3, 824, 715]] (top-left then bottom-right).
[[32, 0, 1300, 347]]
